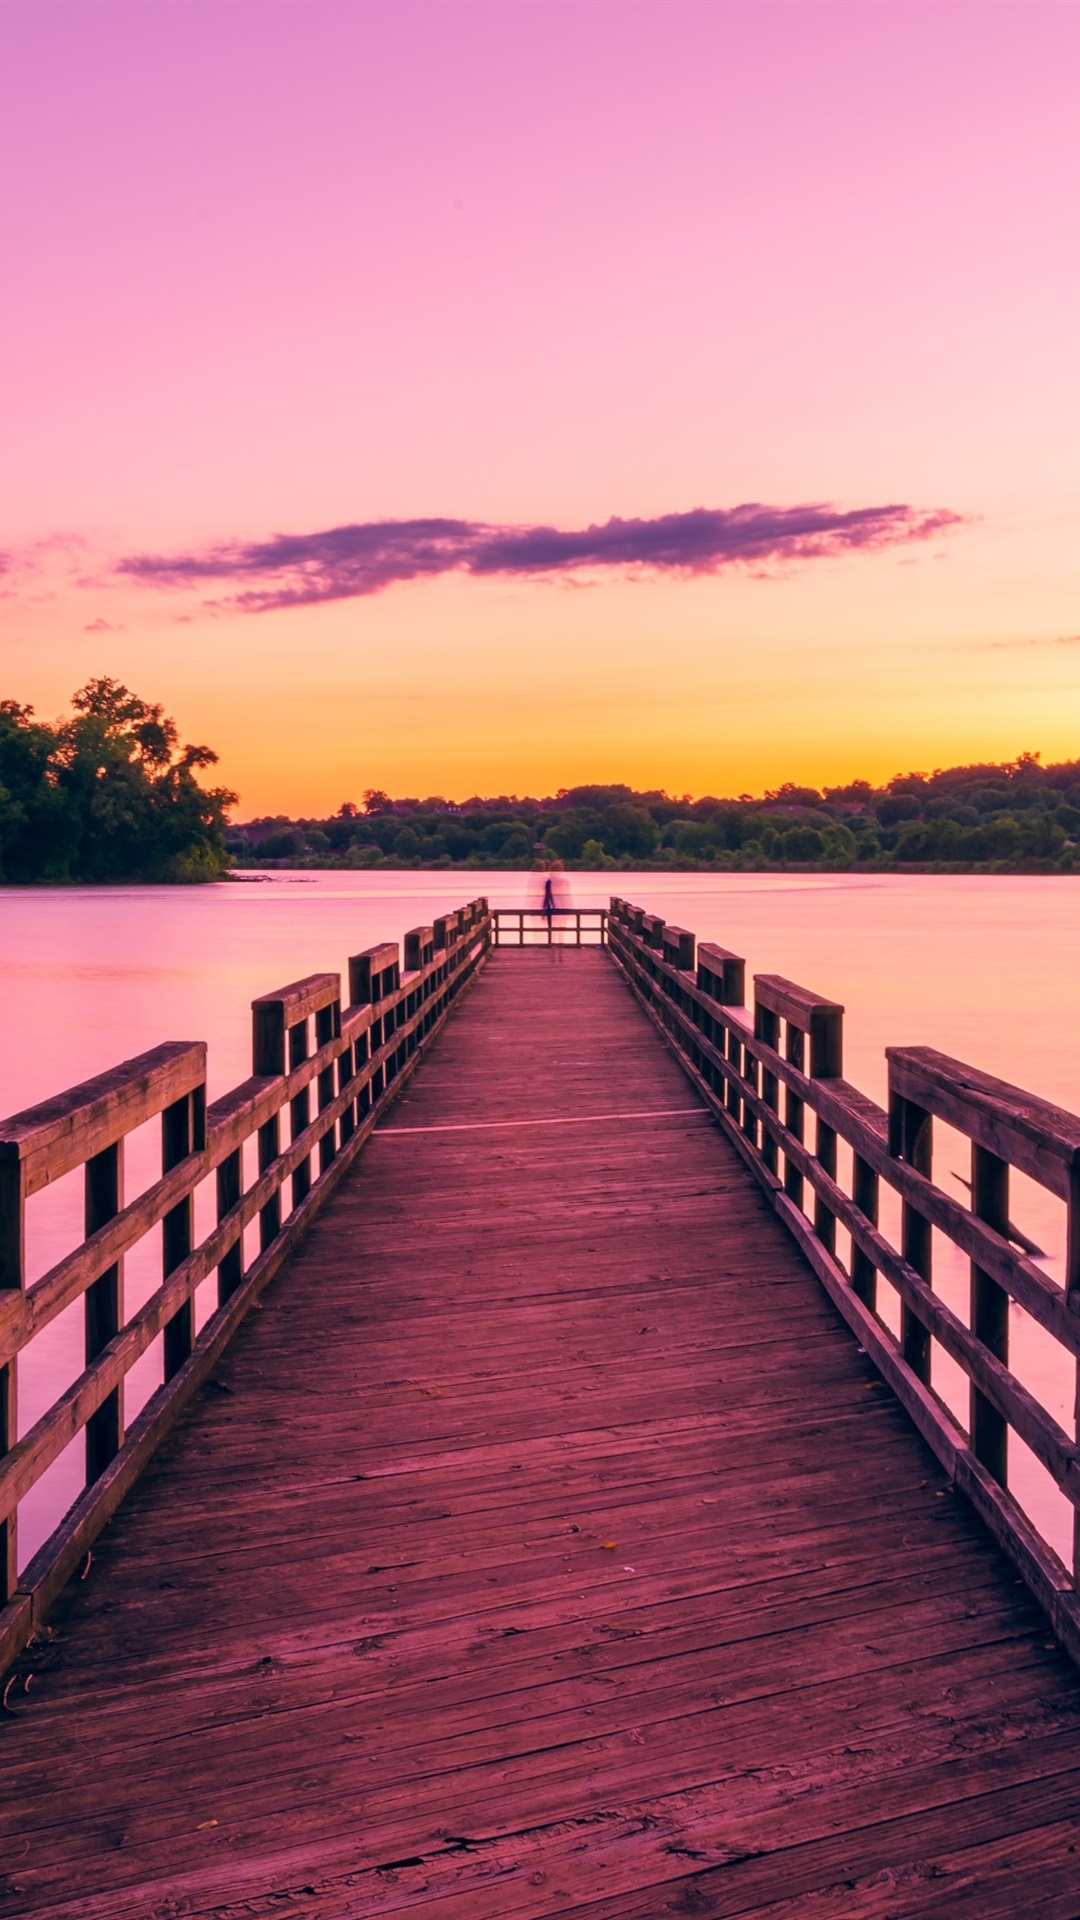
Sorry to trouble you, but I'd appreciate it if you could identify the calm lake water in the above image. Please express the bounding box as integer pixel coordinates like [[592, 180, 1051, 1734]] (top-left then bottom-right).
[[3, 870, 1079, 1570]]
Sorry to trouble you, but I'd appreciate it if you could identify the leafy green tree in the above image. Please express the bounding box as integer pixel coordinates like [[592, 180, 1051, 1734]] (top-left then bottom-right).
[[264, 826, 306, 859], [0, 700, 75, 880], [438, 823, 480, 859], [780, 825, 826, 861], [543, 810, 605, 860], [820, 822, 858, 866], [0, 679, 235, 882], [600, 803, 660, 858], [579, 838, 610, 868], [876, 795, 921, 827]]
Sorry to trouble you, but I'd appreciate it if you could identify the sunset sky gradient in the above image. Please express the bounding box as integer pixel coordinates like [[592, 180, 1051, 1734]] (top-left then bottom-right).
[[2, 1, 1078, 812]]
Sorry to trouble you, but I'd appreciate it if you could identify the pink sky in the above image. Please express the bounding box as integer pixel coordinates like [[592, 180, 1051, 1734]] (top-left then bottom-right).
[[2, 1, 1078, 810]]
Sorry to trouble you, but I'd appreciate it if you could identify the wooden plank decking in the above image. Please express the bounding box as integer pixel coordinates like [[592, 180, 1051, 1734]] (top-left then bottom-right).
[[2, 949, 1080, 1918]]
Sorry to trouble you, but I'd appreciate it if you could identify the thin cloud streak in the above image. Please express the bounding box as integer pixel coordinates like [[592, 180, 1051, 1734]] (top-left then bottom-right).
[[117, 503, 962, 612], [981, 632, 1080, 651]]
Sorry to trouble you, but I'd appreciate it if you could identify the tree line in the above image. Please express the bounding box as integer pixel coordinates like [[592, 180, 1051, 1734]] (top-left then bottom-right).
[[232, 753, 1080, 874], [4, 683, 1077, 882], [0, 680, 235, 883]]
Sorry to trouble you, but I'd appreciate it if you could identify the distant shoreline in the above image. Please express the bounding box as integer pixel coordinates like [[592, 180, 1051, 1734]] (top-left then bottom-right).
[[3, 862, 1078, 891], [226, 856, 1078, 879], [225, 761, 1080, 879]]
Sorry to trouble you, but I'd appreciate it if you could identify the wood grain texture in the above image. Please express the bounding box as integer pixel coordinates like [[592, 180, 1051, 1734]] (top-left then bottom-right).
[[1, 950, 1079, 1918], [888, 1045, 1080, 1200], [0, 1043, 207, 1201]]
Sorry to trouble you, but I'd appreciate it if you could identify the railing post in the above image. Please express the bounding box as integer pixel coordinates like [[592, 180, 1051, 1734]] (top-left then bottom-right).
[[338, 1031, 357, 1142], [253, 998, 286, 1251], [403, 927, 433, 973], [754, 997, 780, 1176], [354, 1024, 372, 1121], [741, 1032, 758, 1146], [289, 1015, 311, 1209], [784, 1024, 805, 1207], [700, 949, 747, 1125], [809, 1005, 842, 1255], [850, 1153, 879, 1307], [349, 945, 399, 1101], [316, 999, 340, 1173], [1067, 1167, 1080, 1585], [85, 1140, 123, 1482], [664, 928, 695, 977], [0, 1357, 13, 1607], [216, 1147, 243, 1304], [0, 1158, 23, 1603], [971, 1143, 1009, 1487], [162, 1082, 205, 1379], [889, 1076, 932, 1385], [725, 1020, 742, 1122]]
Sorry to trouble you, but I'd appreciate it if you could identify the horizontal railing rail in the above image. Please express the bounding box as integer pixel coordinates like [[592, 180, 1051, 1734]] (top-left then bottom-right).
[[492, 906, 608, 947], [0, 897, 492, 1675], [608, 894, 1080, 1662]]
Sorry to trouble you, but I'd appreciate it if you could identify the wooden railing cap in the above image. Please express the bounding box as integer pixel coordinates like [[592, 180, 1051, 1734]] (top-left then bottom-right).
[[350, 942, 399, 970], [754, 974, 844, 1028], [251, 973, 341, 1022], [0, 1042, 207, 1195], [888, 1045, 1080, 1193]]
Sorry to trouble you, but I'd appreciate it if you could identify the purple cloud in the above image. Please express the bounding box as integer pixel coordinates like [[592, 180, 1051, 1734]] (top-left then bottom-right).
[[117, 502, 961, 612]]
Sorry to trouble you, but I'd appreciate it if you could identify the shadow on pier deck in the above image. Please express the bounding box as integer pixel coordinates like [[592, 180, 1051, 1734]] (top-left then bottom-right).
[[3, 949, 1080, 1917]]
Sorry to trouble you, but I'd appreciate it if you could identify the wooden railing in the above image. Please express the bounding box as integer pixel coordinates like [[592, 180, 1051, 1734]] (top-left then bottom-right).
[[608, 895, 1080, 1662], [492, 907, 608, 947], [0, 898, 492, 1674]]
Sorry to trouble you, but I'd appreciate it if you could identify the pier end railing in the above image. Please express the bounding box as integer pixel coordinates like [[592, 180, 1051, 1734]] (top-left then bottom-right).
[[490, 906, 608, 947]]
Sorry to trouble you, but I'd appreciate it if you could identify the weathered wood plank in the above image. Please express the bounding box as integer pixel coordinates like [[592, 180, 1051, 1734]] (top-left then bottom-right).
[[888, 1043, 1080, 1199], [0, 1042, 206, 1199]]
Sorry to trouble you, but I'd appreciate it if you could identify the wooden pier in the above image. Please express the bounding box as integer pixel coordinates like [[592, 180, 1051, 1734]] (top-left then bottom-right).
[[2, 901, 1080, 1916]]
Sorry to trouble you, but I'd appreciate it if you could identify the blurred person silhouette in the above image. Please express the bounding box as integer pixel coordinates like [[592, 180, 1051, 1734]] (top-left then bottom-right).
[[536, 860, 566, 948]]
